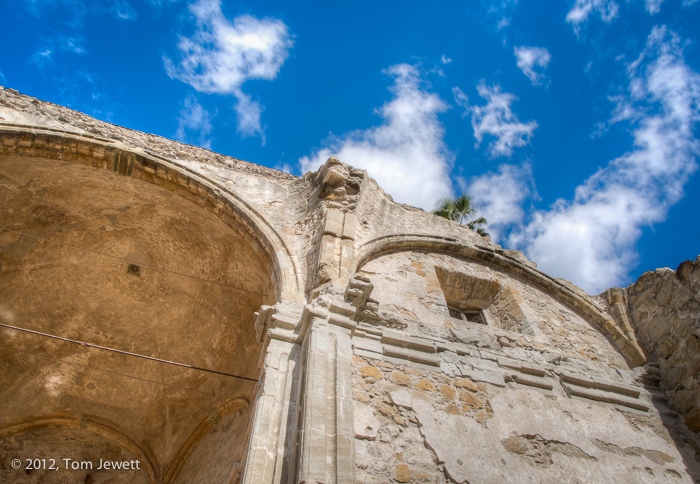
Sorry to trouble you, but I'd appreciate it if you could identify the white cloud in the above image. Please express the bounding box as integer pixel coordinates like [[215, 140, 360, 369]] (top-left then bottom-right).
[[457, 83, 538, 158], [514, 46, 551, 86], [453, 86, 469, 108], [464, 163, 535, 242], [299, 64, 453, 210], [175, 95, 214, 149], [566, 0, 619, 31], [496, 16, 511, 31], [516, 26, 700, 293], [645, 0, 666, 13], [566, 0, 676, 28], [164, 0, 292, 141], [441, 55, 453, 64]]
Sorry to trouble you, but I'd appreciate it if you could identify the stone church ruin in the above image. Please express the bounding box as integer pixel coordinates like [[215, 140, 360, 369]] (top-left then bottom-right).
[[1, 86, 699, 483]]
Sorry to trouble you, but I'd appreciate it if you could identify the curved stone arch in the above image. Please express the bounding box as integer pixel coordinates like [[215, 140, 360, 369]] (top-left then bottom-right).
[[162, 396, 249, 484], [0, 124, 304, 303], [354, 233, 647, 367], [0, 413, 160, 483]]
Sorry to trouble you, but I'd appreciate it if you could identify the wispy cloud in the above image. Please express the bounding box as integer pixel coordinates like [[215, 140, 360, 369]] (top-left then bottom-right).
[[300, 64, 453, 210], [514, 46, 551, 86], [566, 0, 683, 29], [566, 0, 619, 32], [455, 83, 538, 158], [480, 0, 519, 32], [164, 0, 292, 142], [22, 0, 137, 25], [175, 95, 214, 149], [104, 0, 138, 20], [464, 163, 535, 242], [29, 36, 86, 67], [515, 26, 700, 293], [40, 68, 120, 121], [441, 54, 453, 64]]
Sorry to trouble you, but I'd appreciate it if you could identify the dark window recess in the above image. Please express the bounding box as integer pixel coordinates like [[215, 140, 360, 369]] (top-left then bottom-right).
[[448, 306, 486, 325], [463, 310, 485, 325], [448, 306, 463, 320]]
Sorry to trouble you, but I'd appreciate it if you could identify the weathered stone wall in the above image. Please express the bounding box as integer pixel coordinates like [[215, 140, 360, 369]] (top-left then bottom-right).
[[351, 251, 700, 482], [352, 354, 699, 483], [358, 251, 629, 369], [616, 257, 700, 436]]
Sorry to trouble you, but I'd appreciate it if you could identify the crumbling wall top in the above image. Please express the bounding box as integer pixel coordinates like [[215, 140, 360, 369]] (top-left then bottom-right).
[[0, 86, 295, 182]]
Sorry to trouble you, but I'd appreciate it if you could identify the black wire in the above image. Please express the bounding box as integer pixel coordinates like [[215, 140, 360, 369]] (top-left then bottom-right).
[[0, 344, 216, 397], [0, 322, 259, 383]]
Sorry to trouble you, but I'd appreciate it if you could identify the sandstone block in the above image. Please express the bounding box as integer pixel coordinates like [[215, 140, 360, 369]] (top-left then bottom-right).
[[441, 384, 456, 399], [391, 371, 412, 386], [459, 391, 484, 409], [360, 365, 383, 380], [445, 404, 461, 415], [355, 391, 370, 404], [454, 378, 479, 392], [415, 379, 437, 392], [395, 464, 410, 483]]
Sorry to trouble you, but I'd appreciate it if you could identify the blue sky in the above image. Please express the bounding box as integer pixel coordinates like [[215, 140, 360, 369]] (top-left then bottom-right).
[[1, 0, 699, 294]]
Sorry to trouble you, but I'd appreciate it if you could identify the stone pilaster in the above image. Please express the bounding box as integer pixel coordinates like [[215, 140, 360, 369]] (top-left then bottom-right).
[[316, 208, 357, 290], [242, 304, 303, 484], [243, 299, 358, 484], [296, 301, 356, 484]]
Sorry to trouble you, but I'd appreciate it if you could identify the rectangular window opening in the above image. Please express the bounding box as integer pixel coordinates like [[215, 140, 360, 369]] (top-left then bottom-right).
[[447, 306, 487, 326]]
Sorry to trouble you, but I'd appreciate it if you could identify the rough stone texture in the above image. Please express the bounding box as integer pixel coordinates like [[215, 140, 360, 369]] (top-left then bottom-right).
[[352, 355, 699, 483], [0, 87, 293, 181], [1, 88, 698, 483], [358, 251, 628, 368], [611, 257, 700, 434]]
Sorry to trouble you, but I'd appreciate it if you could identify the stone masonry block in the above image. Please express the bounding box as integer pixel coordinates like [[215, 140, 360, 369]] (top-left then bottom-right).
[[342, 213, 356, 240], [323, 208, 344, 237]]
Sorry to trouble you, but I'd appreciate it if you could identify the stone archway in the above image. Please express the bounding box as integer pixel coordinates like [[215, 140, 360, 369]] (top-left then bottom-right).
[[0, 152, 275, 483]]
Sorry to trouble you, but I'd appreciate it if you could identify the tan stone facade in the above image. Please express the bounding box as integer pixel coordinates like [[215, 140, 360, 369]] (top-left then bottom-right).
[[1, 86, 699, 483]]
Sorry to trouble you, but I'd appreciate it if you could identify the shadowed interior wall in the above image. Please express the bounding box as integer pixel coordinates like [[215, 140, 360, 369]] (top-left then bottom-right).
[[0, 155, 272, 483]]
